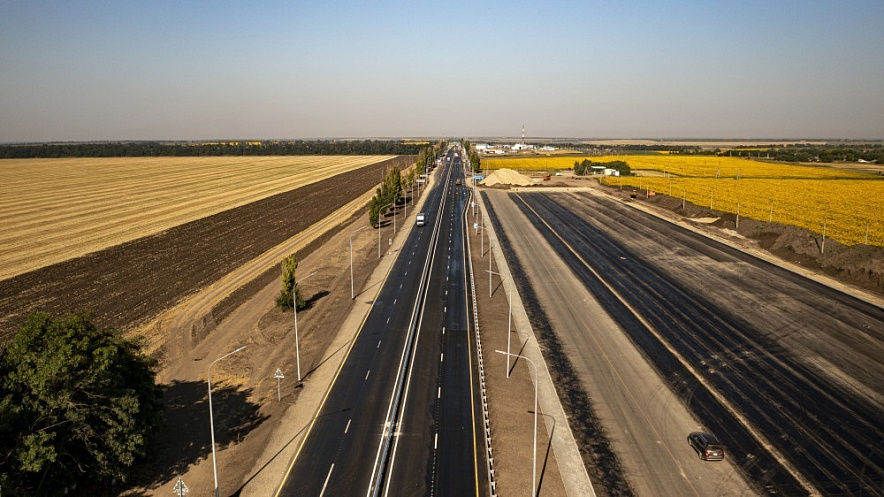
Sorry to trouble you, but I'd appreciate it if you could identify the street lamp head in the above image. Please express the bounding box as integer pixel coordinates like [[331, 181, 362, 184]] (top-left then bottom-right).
[[233, 345, 247, 353]]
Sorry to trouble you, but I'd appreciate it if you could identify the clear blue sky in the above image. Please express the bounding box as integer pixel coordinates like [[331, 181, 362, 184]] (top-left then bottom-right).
[[1, 0, 882, 141]]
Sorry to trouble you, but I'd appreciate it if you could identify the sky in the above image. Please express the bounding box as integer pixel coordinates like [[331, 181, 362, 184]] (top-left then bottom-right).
[[1, 0, 883, 142]]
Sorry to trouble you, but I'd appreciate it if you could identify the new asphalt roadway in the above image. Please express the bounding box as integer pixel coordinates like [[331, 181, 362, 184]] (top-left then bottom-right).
[[484, 189, 883, 496], [275, 147, 485, 496]]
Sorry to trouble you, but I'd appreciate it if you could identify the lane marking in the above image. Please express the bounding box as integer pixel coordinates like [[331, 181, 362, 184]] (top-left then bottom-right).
[[319, 464, 334, 497], [377, 340, 382, 348], [365, 370, 371, 381], [438, 386, 442, 398], [345, 419, 352, 434], [440, 353, 444, 363]]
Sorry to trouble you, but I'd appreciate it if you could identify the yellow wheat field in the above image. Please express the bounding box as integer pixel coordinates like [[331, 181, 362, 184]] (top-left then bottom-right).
[[484, 154, 872, 179], [0, 156, 393, 281], [483, 155, 883, 247], [604, 176, 884, 247]]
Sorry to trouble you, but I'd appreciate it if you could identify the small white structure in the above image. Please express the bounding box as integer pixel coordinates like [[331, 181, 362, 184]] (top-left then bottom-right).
[[604, 168, 621, 177], [539, 146, 557, 151]]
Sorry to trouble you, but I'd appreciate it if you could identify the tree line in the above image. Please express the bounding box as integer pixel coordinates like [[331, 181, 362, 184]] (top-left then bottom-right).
[[0, 140, 427, 158], [368, 144, 441, 228], [573, 159, 631, 176], [672, 143, 884, 164], [462, 140, 480, 171]]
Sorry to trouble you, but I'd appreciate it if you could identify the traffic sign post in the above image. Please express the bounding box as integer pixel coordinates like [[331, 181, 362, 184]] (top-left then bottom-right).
[[274, 368, 285, 402], [173, 478, 188, 497]]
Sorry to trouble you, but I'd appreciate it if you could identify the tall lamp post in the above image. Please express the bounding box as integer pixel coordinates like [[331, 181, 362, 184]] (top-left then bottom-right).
[[488, 270, 513, 376], [293, 271, 317, 382], [378, 202, 393, 259], [495, 350, 538, 497], [350, 226, 367, 300], [208, 345, 247, 497]]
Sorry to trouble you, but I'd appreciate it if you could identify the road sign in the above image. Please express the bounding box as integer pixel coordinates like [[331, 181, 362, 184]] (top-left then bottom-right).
[[275, 368, 285, 402], [173, 478, 188, 496]]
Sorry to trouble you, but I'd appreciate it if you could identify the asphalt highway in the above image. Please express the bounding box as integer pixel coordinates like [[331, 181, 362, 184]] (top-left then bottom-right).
[[383, 152, 485, 495], [490, 190, 883, 496], [275, 148, 484, 497]]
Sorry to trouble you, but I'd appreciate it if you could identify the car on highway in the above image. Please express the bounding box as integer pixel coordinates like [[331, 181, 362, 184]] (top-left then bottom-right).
[[416, 213, 425, 227], [688, 432, 725, 461]]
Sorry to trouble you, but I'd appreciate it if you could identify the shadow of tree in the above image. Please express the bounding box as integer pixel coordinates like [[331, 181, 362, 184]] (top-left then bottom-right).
[[121, 380, 268, 494], [303, 290, 330, 310]]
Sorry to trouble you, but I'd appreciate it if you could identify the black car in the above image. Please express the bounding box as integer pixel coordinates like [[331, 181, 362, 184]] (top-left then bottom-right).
[[688, 432, 725, 461]]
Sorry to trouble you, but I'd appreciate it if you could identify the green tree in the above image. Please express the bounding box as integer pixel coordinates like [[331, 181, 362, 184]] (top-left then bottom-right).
[[0, 312, 162, 495], [276, 254, 305, 310], [369, 196, 381, 228]]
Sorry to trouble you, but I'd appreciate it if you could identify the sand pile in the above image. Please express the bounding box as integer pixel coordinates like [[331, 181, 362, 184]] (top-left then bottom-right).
[[480, 168, 537, 187]]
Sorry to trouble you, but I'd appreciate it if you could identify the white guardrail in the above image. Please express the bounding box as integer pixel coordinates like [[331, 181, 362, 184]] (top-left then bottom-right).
[[464, 185, 497, 496]]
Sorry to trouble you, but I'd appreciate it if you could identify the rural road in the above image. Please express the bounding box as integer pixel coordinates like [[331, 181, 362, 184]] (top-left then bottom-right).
[[485, 189, 884, 496], [275, 147, 486, 496]]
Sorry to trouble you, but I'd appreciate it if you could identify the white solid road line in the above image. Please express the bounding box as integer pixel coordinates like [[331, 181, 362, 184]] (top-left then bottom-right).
[[319, 464, 334, 497]]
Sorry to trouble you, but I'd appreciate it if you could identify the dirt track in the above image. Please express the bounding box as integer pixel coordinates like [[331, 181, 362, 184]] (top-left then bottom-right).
[[0, 156, 413, 342]]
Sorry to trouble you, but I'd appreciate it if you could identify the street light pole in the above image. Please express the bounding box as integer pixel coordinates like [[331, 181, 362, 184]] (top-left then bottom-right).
[[208, 345, 246, 497], [488, 238, 494, 298], [293, 271, 317, 383], [350, 226, 367, 300], [495, 350, 538, 497], [488, 270, 512, 377], [506, 280, 512, 377]]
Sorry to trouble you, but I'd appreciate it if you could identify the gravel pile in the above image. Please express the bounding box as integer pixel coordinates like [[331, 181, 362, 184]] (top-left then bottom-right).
[[480, 168, 536, 187]]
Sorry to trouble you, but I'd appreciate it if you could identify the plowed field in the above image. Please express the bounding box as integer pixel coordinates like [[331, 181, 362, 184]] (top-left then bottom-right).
[[0, 155, 393, 281], [0, 156, 412, 341]]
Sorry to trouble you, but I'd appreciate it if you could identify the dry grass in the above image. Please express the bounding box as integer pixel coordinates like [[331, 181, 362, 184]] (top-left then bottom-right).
[[0, 156, 392, 281]]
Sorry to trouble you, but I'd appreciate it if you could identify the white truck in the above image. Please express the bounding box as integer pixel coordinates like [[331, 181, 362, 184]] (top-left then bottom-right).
[[416, 213, 426, 227]]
